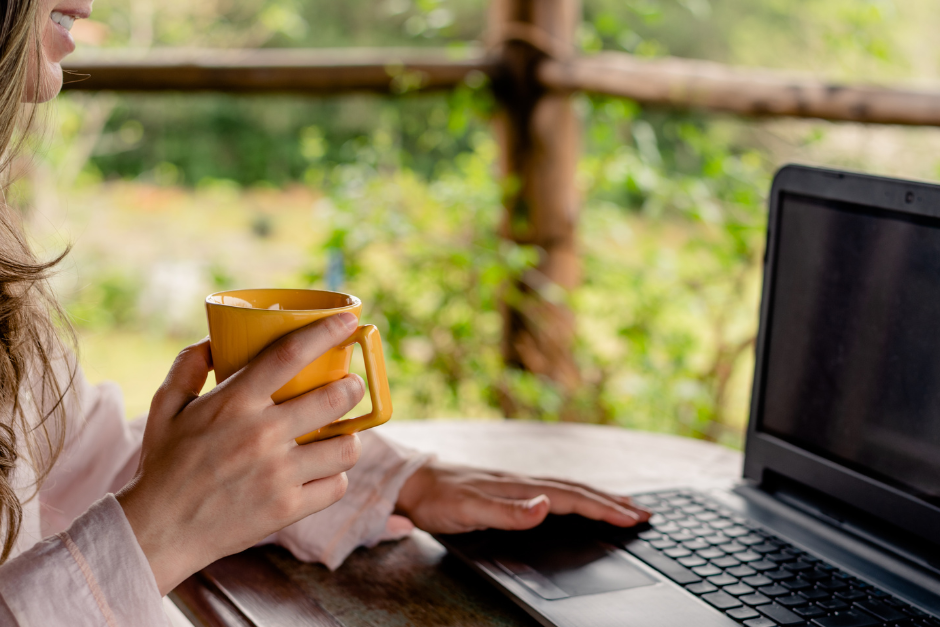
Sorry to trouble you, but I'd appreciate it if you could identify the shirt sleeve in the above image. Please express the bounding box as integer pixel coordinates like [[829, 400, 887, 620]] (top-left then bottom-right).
[[39, 361, 144, 538], [270, 429, 432, 570], [0, 494, 169, 627]]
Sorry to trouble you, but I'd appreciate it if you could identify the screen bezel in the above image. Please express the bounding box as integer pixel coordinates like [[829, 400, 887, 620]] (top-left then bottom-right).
[[744, 164, 940, 545]]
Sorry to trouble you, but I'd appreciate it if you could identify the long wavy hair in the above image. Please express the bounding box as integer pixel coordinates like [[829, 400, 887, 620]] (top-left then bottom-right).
[[0, 0, 75, 563]]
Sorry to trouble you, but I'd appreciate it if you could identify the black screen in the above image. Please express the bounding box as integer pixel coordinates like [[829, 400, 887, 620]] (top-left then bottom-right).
[[760, 193, 940, 507]]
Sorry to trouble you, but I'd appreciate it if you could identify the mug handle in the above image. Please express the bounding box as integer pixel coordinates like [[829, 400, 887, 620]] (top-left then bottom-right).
[[295, 324, 393, 444]]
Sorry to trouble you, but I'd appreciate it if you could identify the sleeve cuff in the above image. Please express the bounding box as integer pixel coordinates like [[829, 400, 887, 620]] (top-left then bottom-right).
[[0, 494, 168, 626], [274, 430, 433, 570]]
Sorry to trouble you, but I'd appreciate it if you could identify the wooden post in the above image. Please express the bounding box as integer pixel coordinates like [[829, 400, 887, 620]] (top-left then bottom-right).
[[488, 0, 582, 412]]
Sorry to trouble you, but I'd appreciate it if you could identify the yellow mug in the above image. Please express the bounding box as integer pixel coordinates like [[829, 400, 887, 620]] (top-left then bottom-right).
[[205, 288, 392, 443]]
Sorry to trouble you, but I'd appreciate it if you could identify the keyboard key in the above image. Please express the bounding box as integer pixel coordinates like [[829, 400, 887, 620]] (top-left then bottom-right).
[[781, 578, 812, 591], [801, 589, 830, 601], [727, 607, 761, 621], [803, 570, 831, 582], [775, 594, 809, 608], [742, 575, 773, 587], [728, 565, 757, 578], [740, 593, 773, 606], [767, 552, 797, 563], [834, 590, 866, 602], [678, 556, 707, 568], [707, 574, 738, 587], [752, 543, 780, 554], [703, 534, 731, 546], [750, 561, 779, 572], [818, 599, 849, 611], [664, 547, 692, 558], [819, 579, 849, 592], [854, 600, 907, 622], [737, 552, 763, 563], [697, 548, 725, 560], [709, 519, 734, 530], [702, 591, 742, 610], [625, 542, 702, 585], [670, 532, 697, 543], [712, 556, 741, 569], [695, 512, 718, 522], [692, 565, 723, 577], [794, 605, 827, 618], [650, 539, 676, 550], [724, 583, 756, 596], [758, 602, 805, 625], [683, 540, 710, 551], [783, 561, 814, 573], [724, 526, 751, 538], [810, 611, 880, 627], [638, 530, 661, 540], [738, 535, 765, 546], [757, 585, 790, 597], [685, 581, 718, 595], [721, 542, 748, 554], [743, 619, 777, 627]]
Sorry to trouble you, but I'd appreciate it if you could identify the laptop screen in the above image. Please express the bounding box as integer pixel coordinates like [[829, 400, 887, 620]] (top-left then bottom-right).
[[758, 192, 940, 509]]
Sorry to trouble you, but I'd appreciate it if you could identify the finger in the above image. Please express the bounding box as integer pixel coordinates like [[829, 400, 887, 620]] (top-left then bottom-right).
[[454, 490, 551, 533], [289, 434, 361, 484], [480, 470, 651, 519], [476, 479, 646, 527], [297, 472, 350, 519], [526, 476, 652, 521], [149, 337, 213, 422], [275, 374, 365, 440], [240, 312, 358, 398]]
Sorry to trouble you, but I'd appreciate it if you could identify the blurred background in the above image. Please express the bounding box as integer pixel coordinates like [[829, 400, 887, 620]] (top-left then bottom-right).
[[16, 0, 940, 448]]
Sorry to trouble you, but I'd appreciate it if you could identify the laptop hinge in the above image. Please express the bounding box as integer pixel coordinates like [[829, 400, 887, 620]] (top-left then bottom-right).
[[756, 471, 940, 577]]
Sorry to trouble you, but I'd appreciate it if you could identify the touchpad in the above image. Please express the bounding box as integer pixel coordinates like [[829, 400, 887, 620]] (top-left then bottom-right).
[[492, 536, 657, 600]]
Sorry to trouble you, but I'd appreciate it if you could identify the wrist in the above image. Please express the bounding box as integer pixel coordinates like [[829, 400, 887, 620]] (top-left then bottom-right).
[[116, 480, 203, 595], [394, 461, 435, 519]]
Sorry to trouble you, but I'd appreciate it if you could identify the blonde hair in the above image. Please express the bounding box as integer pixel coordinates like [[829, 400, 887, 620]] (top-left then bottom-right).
[[0, 0, 75, 563]]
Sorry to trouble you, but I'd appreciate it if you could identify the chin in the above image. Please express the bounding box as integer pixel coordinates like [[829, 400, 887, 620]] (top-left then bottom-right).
[[24, 62, 64, 104]]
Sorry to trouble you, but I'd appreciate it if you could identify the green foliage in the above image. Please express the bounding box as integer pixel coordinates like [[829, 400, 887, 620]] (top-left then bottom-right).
[[66, 270, 142, 330], [44, 0, 936, 442]]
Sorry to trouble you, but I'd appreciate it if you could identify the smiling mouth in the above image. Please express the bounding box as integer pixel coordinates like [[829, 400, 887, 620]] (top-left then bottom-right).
[[51, 11, 78, 31]]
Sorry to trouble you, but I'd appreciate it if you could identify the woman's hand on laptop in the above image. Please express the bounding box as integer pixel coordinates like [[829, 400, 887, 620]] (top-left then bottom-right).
[[394, 462, 651, 534]]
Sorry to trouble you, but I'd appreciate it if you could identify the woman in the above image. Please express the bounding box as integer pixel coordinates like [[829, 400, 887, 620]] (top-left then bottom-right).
[[0, 0, 650, 624]]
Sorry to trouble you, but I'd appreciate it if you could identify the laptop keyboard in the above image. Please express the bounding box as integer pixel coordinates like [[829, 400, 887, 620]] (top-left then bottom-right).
[[623, 490, 939, 627]]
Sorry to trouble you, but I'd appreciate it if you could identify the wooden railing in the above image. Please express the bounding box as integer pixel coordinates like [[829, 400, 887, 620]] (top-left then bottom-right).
[[61, 0, 940, 410]]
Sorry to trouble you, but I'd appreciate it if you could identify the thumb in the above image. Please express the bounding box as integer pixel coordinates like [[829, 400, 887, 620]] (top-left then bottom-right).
[[466, 493, 551, 532], [148, 337, 213, 422]]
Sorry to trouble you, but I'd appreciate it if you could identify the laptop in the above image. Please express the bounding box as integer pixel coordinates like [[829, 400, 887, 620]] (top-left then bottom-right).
[[436, 164, 940, 627]]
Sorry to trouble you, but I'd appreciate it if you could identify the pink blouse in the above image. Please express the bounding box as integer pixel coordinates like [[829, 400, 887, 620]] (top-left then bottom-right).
[[0, 362, 430, 625]]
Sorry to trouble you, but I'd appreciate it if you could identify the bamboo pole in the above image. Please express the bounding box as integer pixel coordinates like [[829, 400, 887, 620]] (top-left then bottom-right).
[[489, 0, 583, 414], [540, 52, 940, 126], [61, 48, 494, 94], [62, 47, 940, 127]]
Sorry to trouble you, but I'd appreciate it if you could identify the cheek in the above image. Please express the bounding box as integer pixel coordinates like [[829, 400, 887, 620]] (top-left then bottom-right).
[[23, 20, 64, 103]]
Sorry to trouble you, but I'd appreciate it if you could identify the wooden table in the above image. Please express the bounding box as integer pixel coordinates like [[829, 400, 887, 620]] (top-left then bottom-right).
[[171, 421, 743, 627]]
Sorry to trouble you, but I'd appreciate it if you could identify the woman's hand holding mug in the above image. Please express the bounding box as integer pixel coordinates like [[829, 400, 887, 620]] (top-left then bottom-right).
[[117, 312, 366, 595]]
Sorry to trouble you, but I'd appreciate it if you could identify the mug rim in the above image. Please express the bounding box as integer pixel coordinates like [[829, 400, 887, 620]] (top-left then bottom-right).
[[205, 288, 362, 313]]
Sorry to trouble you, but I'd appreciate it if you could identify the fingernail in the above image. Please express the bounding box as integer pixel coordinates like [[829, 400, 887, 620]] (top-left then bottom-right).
[[525, 495, 548, 510], [337, 312, 357, 329]]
